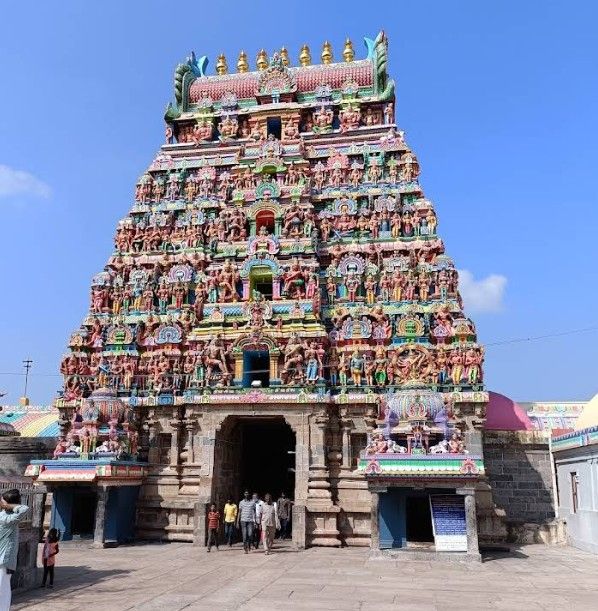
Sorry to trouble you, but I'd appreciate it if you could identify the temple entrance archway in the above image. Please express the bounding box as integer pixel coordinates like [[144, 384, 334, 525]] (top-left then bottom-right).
[[212, 416, 296, 508]]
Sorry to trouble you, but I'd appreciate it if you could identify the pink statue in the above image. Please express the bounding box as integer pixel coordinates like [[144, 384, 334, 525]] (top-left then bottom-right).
[[313, 106, 334, 134], [218, 115, 239, 141], [282, 259, 304, 295]]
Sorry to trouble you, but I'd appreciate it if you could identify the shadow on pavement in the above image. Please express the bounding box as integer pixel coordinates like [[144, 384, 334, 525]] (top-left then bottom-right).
[[480, 545, 529, 562], [12, 566, 131, 608]]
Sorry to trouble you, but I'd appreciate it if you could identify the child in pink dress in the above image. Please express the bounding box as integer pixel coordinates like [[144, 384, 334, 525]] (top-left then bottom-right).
[[41, 528, 60, 588]]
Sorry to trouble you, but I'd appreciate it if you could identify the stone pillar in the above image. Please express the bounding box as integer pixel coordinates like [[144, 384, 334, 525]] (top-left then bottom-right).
[[93, 487, 109, 548], [307, 411, 340, 547], [339, 416, 354, 469], [269, 353, 279, 381], [370, 489, 381, 551], [307, 412, 332, 502], [234, 355, 243, 384], [169, 419, 182, 467], [273, 278, 281, 299], [457, 487, 480, 559], [183, 418, 197, 464], [144, 416, 160, 465]]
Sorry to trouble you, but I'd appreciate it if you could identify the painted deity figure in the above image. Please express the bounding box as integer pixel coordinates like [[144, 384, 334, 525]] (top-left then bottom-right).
[[282, 202, 304, 236], [282, 258, 304, 295], [465, 347, 484, 385], [282, 116, 300, 140], [338, 353, 349, 387], [218, 115, 239, 140], [313, 106, 334, 133], [193, 119, 213, 143], [217, 260, 239, 302], [364, 275, 377, 305], [350, 350, 364, 386], [339, 105, 360, 133], [449, 350, 465, 385]]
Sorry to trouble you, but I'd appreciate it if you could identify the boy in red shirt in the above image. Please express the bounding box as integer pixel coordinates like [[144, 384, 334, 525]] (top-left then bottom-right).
[[207, 503, 220, 552]]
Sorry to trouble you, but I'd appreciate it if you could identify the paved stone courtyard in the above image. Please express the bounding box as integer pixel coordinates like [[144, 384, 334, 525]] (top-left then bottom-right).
[[12, 542, 598, 610]]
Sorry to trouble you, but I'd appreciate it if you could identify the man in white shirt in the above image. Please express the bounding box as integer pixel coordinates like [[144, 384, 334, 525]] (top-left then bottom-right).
[[0, 489, 30, 610], [252, 492, 264, 550]]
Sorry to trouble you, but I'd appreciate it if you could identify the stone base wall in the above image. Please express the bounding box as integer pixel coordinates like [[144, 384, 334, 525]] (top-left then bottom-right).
[[0, 437, 54, 476], [479, 430, 564, 544]]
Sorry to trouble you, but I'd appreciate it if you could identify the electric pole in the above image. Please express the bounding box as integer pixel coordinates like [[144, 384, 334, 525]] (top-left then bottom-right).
[[21, 358, 33, 406]]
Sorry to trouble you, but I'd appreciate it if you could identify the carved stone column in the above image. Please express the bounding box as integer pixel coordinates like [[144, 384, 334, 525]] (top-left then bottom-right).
[[457, 487, 480, 559], [339, 411, 354, 470], [93, 487, 109, 548], [307, 412, 332, 503], [182, 417, 198, 464], [169, 417, 182, 468], [269, 353, 279, 381], [369, 485, 386, 552], [307, 410, 340, 547], [144, 416, 160, 465]]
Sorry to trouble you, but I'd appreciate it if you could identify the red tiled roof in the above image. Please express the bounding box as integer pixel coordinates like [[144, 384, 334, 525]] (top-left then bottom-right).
[[188, 61, 374, 103]]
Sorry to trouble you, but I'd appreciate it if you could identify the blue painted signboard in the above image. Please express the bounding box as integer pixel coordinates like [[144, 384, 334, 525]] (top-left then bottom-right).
[[429, 495, 467, 551]]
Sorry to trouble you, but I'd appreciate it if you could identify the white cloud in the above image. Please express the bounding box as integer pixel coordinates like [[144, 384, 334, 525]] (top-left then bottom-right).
[[0, 164, 51, 199], [458, 269, 507, 313]]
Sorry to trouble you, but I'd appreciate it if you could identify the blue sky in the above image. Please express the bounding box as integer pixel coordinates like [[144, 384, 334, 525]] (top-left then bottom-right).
[[0, 1, 596, 404]]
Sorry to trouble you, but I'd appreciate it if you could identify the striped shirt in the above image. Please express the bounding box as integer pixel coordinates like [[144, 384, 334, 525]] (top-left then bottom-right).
[[207, 511, 220, 530], [238, 499, 256, 522]]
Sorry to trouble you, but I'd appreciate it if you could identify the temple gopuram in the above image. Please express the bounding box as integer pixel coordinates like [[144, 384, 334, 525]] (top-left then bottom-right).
[[28, 33, 490, 556]]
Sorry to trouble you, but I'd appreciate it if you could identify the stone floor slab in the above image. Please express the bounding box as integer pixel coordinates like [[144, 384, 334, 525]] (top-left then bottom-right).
[[11, 542, 598, 611]]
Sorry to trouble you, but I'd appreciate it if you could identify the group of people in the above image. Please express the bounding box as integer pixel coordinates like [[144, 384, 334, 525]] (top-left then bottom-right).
[[206, 491, 293, 555]]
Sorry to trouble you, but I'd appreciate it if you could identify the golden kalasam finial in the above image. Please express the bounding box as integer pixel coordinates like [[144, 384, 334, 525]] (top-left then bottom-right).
[[237, 50, 249, 73], [321, 40, 333, 64], [343, 38, 354, 62], [280, 46, 290, 67], [299, 44, 311, 66], [256, 49, 268, 71], [216, 53, 228, 75]]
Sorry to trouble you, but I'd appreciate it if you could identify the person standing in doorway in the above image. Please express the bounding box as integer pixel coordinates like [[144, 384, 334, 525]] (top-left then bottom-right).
[[260, 494, 280, 555], [236, 491, 256, 554], [40, 528, 60, 588], [252, 492, 264, 550], [277, 492, 293, 540], [223, 498, 237, 547], [206, 503, 220, 552], [0, 489, 29, 610]]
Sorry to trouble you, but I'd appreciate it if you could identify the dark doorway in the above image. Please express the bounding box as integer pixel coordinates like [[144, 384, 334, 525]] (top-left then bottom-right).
[[71, 489, 96, 538], [267, 117, 282, 139], [406, 495, 434, 543], [243, 350, 270, 388], [239, 418, 295, 499]]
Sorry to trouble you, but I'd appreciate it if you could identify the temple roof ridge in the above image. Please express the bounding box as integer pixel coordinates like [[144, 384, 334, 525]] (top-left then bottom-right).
[[167, 32, 393, 117]]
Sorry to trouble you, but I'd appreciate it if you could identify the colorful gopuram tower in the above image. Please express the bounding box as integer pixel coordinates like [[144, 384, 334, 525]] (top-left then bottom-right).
[[48, 33, 488, 552]]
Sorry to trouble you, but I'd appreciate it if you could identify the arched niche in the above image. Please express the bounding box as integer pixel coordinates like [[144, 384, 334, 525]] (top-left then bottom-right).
[[232, 333, 281, 386]]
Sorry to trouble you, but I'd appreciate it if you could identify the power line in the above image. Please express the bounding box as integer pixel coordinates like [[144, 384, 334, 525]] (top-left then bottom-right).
[[485, 325, 598, 348]]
